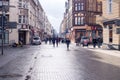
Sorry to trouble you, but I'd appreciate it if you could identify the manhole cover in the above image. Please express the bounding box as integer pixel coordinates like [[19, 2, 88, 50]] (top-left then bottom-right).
[[0, 73, 23, 78]]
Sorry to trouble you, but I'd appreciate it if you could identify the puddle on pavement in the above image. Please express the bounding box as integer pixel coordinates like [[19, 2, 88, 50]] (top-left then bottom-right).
[[41, 54, 53, 58], [74, 49, 80, 51], [0, 73, 23, 78]]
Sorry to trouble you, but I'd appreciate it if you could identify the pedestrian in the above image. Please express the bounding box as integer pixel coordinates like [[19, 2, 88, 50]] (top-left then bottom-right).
[[49, 37, 52, 44], [52, 37, 56, 47], [97, 37, 102, 48], [45, 38, 48, 44], [76, 38, 80, 46], [19, 37, 23, 47], [92, 38, 97, 48], [66, 38, 71, 50], [56, 37, 59, 47]]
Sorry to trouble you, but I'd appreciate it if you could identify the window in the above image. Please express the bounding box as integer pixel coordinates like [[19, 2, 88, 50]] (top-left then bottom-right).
[[81, 3, 84, 10], [23, 15, 25, 23], [18, 0, 22, 8], [19, 15, 22, 23], [18, 15, 28, 24], [23, 1, 28, 9], [18, 0, 28, 9], [78, 3, 81, 10], [77, 2, 84, 11], [75, 17, 78, 25], [75, 3, 77, 11], [81, 17, 84, 24], [108, 0, 112, 13], [74, 14, 84, 25], [78, 17, 81, 25]]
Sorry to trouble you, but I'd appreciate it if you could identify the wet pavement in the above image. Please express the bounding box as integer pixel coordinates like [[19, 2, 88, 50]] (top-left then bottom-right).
[[0, 43, 120, 80], [30, 44, 120, 80]]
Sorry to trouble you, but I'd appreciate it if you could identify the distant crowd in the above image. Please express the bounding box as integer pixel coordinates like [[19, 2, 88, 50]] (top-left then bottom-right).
[[43, 36, 103, 50]]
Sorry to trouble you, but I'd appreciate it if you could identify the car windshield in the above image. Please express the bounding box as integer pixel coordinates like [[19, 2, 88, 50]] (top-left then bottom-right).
[[33, 37, 39, 40]]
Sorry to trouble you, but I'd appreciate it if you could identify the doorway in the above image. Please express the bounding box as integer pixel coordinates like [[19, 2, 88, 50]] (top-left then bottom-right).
[[19, 31, 26, 45]]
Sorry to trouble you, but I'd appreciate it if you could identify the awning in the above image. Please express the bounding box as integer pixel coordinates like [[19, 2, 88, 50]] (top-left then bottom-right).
[[103, 19, 120, 26]]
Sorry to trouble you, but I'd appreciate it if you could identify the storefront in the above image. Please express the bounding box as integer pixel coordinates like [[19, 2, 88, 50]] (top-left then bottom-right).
[[70, 25, 103, 43], [103, 19, 120, 50], [18, 29, 30, 45]]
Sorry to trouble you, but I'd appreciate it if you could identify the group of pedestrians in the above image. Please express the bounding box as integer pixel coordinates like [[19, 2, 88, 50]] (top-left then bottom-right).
[[51, 37, 60, 47], [92, 37, 102, 48], [44, 37, 71, 50]]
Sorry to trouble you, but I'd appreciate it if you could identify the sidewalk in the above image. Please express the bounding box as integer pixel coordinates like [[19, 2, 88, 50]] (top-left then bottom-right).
[[71, 43, 120, 58], [0, 45, 30, 68]]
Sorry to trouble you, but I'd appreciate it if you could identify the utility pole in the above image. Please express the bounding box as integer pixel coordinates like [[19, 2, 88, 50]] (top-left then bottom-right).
[[1, 0, 5, 55]]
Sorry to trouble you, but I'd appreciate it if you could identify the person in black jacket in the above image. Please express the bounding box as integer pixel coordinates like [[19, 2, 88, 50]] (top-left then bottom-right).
[[66, 38, 71, 50], [92, 38, 97, 48], [52, 37, 56, 47]]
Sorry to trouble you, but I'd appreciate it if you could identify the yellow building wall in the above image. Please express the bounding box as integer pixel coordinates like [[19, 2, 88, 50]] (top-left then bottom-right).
[[102, 1, 120, 19], [100, 0, 120, 47]]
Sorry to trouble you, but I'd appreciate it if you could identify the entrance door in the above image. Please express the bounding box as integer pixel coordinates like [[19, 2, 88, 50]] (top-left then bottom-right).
[[19, 31, 26, 45]]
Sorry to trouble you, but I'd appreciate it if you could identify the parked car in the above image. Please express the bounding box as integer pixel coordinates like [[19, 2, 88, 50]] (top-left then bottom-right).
[[32, 36, 41, 45], [80, 36, 89, 46]]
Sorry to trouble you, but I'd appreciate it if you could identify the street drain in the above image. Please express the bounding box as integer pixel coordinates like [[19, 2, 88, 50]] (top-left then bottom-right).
[[0, 73, 23, 78]]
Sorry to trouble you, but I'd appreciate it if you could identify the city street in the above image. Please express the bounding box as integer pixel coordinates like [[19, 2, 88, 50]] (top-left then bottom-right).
[[0, 43, 120, 80]]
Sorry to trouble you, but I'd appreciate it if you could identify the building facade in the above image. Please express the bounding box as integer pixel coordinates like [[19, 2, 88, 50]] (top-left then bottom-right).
[[0, 0, 52, 45], [61, 0, 102, 43], [98, 0, 120, 50], [71, 0, 102, 43]]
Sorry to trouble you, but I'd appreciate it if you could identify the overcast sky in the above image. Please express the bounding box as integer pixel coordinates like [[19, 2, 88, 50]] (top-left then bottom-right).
[[39, 0, 66, 33]]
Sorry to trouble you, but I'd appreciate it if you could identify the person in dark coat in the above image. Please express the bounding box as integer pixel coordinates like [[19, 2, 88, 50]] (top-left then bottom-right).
[[52, 37, 56, 47], [92, 38, 97, 48], [97, 37, 102, 48], [66, 38, 71, 50]]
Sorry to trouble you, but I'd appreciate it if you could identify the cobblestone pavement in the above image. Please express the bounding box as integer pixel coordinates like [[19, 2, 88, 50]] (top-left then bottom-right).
[[0, 43, 120, 80], [0, 45, 41, 80], [30, 43, 120, 80]]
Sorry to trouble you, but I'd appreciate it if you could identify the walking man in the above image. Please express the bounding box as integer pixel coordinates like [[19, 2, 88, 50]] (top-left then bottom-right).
[[66, 38, 71, 50], [92, 38, 97, 48], [52, 37, 56, 47]]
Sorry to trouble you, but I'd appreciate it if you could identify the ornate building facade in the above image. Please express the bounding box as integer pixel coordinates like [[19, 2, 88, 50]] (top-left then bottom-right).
[[71, 0, 102, 42]]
